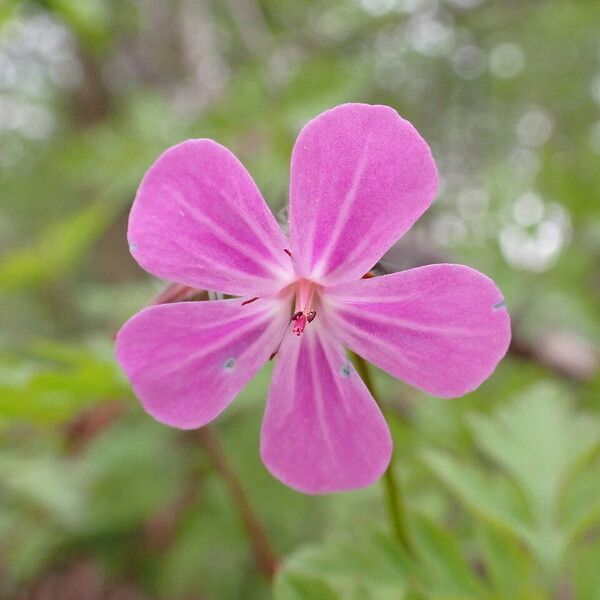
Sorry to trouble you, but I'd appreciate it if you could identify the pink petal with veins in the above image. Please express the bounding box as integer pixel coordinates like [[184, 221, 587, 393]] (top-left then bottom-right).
[[116, 298, 289, 429], [323, 264, 511, 398], [289, 103, 438, 284], [261, 324, 392, 494], [128, 140, 293, 297]]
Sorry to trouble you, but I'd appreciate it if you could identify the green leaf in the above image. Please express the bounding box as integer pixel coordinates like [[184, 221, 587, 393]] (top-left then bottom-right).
[[82, 420, 184, 534], [467, 383, 600, 522], [274, 527, 412, 600], [48, 0, 112, 52], [275, 570, 341, 600], [0, 340, 130, 424], [477, 523, 537, 599], [0, 453, 86, 529], [573, 538, 600, 600], [0, 201, 115, 291], [411, 514, 486, 598], [467, 383, 600, 577], [425, 383, 600, 585], [422, 449, 533, 544], [561, 462, 600, 541]]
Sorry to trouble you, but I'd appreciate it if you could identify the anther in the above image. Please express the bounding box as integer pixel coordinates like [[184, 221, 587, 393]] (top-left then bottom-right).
[[291, 310, 303, 321], [284, 248, 292, 257], [242, 297, 259, 306], [306, 310, 316, 323]]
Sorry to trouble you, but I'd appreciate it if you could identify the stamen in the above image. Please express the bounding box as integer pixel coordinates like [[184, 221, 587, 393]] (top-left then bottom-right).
[[284, 248, 292, 257], [292, 313, 307, 336], [289, 280, 320, 336], [242, 297, 259, 306]]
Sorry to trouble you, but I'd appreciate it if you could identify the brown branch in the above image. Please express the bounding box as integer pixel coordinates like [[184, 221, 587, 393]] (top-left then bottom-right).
[[63, 401, 123, 454], [70, 45, 112, 128], [194, 427, 279, 579], [509, 329, 599, 383]]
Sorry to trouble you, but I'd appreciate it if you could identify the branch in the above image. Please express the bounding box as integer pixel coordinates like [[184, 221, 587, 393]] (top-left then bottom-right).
[[194, 427, 279, 578], [509, 329, 599, 383]]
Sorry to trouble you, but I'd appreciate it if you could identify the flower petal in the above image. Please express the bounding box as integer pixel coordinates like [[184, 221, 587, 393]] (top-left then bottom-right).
[[115, 299, 289, 429], [261, 325, 392, 494], [288, 103, 438, 285], [323, 264, 511, 398], [129, 140, 293, 296]]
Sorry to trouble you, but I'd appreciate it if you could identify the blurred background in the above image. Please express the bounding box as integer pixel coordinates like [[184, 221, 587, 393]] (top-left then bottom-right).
[[1, 0, 600, 598]]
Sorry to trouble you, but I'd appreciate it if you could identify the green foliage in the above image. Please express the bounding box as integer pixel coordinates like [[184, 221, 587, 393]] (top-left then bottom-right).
[[48, 0, 112, 51], [425, 383, 600, 584], [277, 385, 600, 599], [0, 340, 129, 424], [0, 201, 115, 291], [274, 527, 411, 600]]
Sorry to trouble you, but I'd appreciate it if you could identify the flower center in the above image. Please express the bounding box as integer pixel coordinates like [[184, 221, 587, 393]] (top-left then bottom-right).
[[291, 279, 319, 336]]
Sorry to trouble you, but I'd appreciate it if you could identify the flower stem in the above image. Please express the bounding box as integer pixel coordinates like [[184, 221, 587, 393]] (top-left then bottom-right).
[[195, 426, 279, 578], [352, 353, 412, 555]]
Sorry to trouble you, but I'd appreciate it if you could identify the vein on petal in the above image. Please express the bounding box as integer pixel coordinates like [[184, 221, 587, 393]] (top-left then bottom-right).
[[335, 303, 486, 338], [140, 312, 273, 382], [311, 134, 372, 278], [170, 188, 283, 275], [308, 332, 335, 456], [216, 175, 291, 270]]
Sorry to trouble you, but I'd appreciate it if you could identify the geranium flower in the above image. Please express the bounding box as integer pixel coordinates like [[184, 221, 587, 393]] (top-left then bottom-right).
[[116, 103, 510, 494]]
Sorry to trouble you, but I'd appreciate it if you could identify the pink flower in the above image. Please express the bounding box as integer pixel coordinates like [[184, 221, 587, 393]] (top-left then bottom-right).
[[116, 103, 510, 494]]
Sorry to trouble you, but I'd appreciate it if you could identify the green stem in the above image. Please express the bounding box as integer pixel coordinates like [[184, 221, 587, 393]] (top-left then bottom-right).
[[195, 426, 279, 578], [352, 353, 412, 555]]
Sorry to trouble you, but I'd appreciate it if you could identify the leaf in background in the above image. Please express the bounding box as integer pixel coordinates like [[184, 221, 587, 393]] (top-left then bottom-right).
[[410, 514, 486, 598], [47, 0, 112, 52], [561, 462, 600, 542], [0, 0, 19, 25], [467, 383, 600, 522], [424, 382, 600, 586], [159, 478, 273, 600], [274, 527, 412, 600], [0, 453, 86, 529], [0, 201, 115, 291], [477, 522, 538, 600], [422, 449, 534, 544], [0, 339, 130, 424], [81, 419, 184, 534], [467, 382, 600, 576], [573, 538, 600, 600]]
